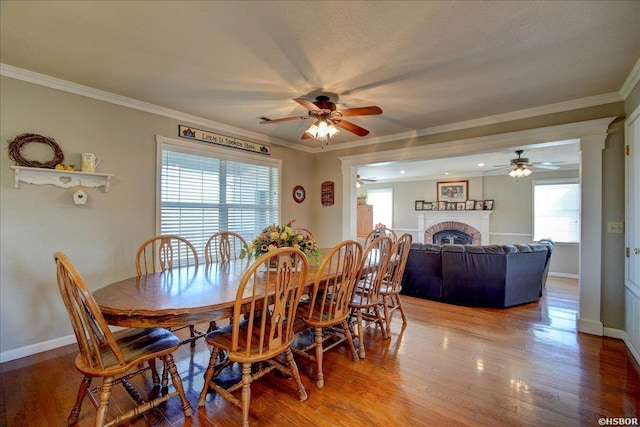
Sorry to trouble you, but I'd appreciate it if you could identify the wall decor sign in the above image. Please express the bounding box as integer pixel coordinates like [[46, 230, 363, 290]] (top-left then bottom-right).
[[321, 181, 334, 206], [437, 180, 468, 202], [178, 125, 270, 155]]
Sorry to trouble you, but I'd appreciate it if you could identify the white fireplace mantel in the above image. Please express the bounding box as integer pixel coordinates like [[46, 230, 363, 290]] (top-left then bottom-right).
[[417, 211, 493, 245]]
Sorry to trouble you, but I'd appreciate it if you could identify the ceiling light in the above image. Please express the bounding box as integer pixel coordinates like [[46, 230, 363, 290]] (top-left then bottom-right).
[[477, 163, 485, 167], [508, 164, 532, 178], [400, 170, 405, 174], [305, 118, 340, 145]]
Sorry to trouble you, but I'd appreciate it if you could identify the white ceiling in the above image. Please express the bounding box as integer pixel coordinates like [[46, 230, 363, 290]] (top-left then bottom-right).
[[1, 1, 639, 180]]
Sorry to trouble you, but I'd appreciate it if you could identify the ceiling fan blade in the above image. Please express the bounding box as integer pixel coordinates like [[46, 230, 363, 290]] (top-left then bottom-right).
[[293, 98, 322, 112], [334, 119, 369, 136], [532, 164, 560, 170], [340, 106, 383, 117], [301, 132, 312, 139], [259, 116, 309, 124]]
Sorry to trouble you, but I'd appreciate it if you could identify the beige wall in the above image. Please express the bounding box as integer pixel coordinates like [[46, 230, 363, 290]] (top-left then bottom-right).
[[0, 76, 313, 356]]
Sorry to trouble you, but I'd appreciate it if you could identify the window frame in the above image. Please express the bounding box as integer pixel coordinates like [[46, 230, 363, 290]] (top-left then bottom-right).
[[155, 135, 282, 246]]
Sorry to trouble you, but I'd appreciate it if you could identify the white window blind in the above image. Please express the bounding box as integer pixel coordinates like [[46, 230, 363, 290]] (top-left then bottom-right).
[[533, 179, 580, 243], [159, 140, 280, 256]]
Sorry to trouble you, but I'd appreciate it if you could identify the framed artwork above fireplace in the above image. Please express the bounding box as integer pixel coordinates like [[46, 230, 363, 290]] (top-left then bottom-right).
[[437, 180, 468, 202]]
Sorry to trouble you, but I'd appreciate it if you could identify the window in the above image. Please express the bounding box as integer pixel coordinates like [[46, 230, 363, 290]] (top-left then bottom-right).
[[533, 179, 580, 243], [158, 137, 280, 256], [366, 188, 393, 228]]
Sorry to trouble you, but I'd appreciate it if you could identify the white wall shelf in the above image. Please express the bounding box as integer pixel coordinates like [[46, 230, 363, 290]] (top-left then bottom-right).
[[11, 166, 113, 192]]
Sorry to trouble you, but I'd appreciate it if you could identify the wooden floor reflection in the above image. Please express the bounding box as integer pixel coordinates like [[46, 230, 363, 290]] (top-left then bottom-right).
[[1, 277, 638, 426]]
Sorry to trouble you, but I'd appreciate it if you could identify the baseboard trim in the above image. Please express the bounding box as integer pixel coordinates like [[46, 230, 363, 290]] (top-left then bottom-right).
[[549, 272, 579, 279], [576, 315, 604, 336], [0, 334, 76, 364], [604, 327, 626, 340], [623, 334, 640, 366]]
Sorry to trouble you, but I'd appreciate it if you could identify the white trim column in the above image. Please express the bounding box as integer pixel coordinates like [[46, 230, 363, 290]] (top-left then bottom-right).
[[576, 132, 607, 335]]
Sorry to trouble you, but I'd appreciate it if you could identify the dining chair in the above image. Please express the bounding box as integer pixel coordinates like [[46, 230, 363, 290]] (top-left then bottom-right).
[[292, 239, 363, 388], [205, 231, 248, 264], [197, 247, 309, 427], [364, 227, 397, 248], [54, 252, 192, 427], [136, 234, 201, 344], [379, 233, 413, 335], [293, 227, 316, 241], [349, 235, 393, 359], [135, 234, 199, 274]]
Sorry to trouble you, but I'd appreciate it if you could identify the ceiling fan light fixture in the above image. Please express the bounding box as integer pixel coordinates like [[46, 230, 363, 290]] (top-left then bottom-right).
[[305, 118, 340, 142], [508, 164, 532, 178]]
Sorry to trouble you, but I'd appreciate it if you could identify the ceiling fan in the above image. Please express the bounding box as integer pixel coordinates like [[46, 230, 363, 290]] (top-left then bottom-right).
[[356, 175, 376, 188], [494, 150, 564, 174], [260, 96, 382, 141]]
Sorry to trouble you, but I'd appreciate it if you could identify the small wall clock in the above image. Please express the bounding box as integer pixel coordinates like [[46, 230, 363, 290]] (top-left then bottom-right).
[[293, 185, 306, 203]]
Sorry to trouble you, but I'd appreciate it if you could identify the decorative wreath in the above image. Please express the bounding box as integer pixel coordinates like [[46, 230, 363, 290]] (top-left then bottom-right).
[[7, 133, 64, 168]]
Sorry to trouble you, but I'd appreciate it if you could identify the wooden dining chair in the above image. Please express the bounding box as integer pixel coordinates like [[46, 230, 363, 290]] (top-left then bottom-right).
[[54, 252, 192, 427], [136, 234, 201, 343], [364, 227, 397, 248], [293, 227, 316, 241], [205, 231, 248, 264], [349, 235, 394, 359], [197, 247, 309, 427], [135, 234, 199, 274], [292, 239, 363, 388], [379, 233, 413, 335]]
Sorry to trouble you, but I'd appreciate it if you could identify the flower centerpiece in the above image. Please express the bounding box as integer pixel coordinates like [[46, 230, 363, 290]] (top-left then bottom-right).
[[240, 219, 321, 264]]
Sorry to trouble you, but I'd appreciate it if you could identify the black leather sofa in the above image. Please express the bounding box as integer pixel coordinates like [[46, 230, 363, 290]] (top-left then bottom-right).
[[400, 241, 553, 308]]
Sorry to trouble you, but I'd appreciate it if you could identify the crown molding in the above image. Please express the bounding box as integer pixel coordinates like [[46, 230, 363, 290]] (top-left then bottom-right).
[[0, 63, 317, 154], [320, 92, 623, 153], [1, 63, 624, 155], [620, 57, 640, 99]]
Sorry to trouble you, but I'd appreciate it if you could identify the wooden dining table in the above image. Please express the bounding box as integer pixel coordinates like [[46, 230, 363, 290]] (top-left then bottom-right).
[[93, 258, 322, 329]]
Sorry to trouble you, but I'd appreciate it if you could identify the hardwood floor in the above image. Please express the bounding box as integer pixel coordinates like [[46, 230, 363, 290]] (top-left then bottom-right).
[[1, 277, 638, 426]]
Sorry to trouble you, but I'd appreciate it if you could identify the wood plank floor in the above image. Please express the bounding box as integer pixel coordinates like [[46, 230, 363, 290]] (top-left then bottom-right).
[[1, 277, 638, 426]]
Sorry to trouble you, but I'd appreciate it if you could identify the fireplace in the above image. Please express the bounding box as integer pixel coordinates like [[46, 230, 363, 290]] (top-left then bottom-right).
[[417, 211, 492, 245], [433, 229, 474, 245]]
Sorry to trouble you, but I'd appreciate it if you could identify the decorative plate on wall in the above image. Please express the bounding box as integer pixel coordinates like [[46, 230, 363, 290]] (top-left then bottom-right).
[[293, 185, 306, 203]]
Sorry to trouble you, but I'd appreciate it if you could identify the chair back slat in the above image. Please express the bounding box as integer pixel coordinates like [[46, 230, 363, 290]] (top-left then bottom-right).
[[364, 227, 397, 248], [230, 248, 308, 359], [383, 233, 413, 292], [307, 240, 363, 325], [205, 231, 247, 263], [54, 252, 124, 370], [354, 236, 393, 307], [293, 227, 316, 242], [136, 235, 199, 274]]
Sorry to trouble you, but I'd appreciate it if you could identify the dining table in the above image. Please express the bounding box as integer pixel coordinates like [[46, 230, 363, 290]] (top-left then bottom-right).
[[93, 258, 322, 330]]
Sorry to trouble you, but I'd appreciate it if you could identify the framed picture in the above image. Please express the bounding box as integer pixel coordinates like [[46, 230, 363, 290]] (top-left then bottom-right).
[[446, 202, 456, 210], [438, 201, 446, 211], [430, 202, 438, 210], [456, 202, 465, 210], [465, 200, 475, 210], [484, 199, 494, 210], [437, 180, 468, 202], [475, 201, 484, 210], [423, 202, 433, 210], [415, 200, 424, 210]]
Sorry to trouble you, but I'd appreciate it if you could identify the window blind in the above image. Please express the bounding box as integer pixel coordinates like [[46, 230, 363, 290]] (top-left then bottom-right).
[[533, 179, 580, 243], [160, 145, 279, 256]]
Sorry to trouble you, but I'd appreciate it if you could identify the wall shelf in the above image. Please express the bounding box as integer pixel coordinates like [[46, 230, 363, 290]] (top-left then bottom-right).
[[11, 166, 113, 192]]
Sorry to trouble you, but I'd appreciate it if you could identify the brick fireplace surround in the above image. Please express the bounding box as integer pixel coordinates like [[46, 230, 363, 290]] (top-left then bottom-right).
[[425, 221, 481, 245], [417, 211, 492, 245]]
